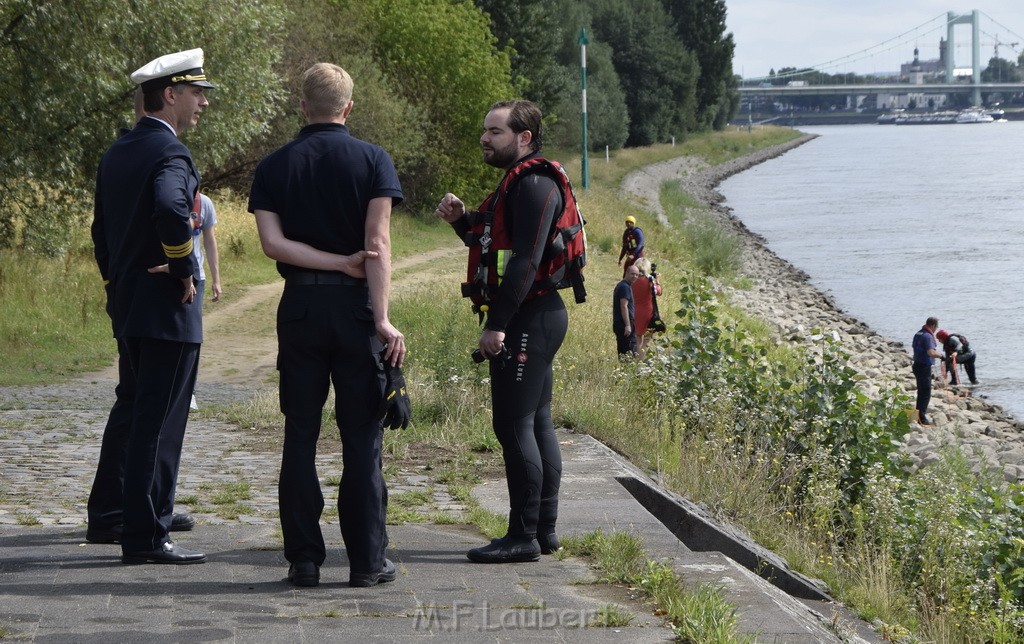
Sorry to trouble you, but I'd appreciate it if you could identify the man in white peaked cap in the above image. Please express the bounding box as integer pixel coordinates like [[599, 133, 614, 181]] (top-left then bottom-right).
[[89, 49, 213, 565]]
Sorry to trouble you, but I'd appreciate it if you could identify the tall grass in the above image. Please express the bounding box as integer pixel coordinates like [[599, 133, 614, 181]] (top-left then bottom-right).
[[0, 246, 118, 384]]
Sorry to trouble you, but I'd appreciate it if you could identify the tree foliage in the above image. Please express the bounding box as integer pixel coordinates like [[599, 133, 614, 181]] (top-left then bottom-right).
[[982, 56, 1021, 83], [475, 0, 570, 115], [357, 0, 516, 205], [2, 0, 748, 255], [589, 0, 698, 146], [208, 0, 433, 207], [661, 0, 738, 130], [0, 0, 288, 255], [547, 38, 629, 152]]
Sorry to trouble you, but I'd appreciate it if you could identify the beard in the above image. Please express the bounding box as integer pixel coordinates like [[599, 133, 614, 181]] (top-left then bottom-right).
[[482, 139, 520, 169]]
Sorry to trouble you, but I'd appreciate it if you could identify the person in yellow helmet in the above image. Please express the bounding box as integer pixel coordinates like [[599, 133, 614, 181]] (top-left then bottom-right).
[[618, 215, 645, 271]]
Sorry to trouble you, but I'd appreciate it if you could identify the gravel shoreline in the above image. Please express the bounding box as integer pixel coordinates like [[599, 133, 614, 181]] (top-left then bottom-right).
[[623, 134, 1024, 482]]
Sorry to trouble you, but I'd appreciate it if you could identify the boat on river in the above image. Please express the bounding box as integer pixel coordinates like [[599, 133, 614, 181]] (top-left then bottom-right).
[[887, 108, 996, 125], [876, 109, 904, 124], [955, 108, 995, 124], [894, 111, 958, 125]]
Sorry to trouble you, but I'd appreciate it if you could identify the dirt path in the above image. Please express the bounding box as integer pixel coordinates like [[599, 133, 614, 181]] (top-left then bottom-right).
[[84, 246, 464, 386]]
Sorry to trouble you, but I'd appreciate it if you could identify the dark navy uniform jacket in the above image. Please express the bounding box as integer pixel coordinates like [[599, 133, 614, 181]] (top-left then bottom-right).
[[92, 117, 202, 343], [248, 122, 403, 276]]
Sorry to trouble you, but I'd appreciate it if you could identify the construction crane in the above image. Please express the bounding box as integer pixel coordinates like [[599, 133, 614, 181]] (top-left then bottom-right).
[[993, 34, 1019, 59]]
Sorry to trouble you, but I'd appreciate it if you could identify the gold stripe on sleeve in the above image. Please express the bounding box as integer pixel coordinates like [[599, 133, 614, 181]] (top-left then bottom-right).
[[162, 238, 194, 259]]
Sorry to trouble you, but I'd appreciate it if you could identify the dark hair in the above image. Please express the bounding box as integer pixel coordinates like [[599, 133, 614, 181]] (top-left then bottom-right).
[[926, 316, 939, 328], [490, 99, 542, 152], [142, 84, 185, 113]]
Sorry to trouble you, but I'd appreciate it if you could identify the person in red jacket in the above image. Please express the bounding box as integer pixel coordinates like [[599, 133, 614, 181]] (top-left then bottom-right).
[[631, 257, 663, 356]]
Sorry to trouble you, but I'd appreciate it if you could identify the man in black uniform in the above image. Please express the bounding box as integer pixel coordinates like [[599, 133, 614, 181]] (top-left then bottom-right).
[[435, 100, 570, 563], [249, 62, 406, 588], [90, 48, 214, 565], [87, 88, 197, 547]]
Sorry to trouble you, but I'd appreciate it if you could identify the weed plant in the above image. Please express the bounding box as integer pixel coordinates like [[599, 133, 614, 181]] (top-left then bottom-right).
[[562, 530, 751, 642]]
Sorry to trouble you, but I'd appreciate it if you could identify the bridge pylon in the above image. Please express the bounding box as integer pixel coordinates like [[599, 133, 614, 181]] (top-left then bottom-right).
[[946, 9, 982, 106]]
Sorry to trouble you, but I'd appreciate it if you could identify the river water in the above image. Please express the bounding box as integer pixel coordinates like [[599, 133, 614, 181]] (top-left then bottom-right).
[[719, 122, 1024, 419]]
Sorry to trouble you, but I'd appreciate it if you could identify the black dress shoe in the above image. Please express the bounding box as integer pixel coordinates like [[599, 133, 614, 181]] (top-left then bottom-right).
[[288, 561, 320, 587], [350, 558, 396, 587], [85, 524, 122, 544], [87, 513, 193, 543], [122, 541, 206, 565], [467, 536, 540, 563], [537, 531, 561, 555], [170, 513, 196, 531]]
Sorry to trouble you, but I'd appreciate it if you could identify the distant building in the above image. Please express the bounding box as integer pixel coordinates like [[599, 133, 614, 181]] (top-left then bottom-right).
[[900, 41, 947, 79], [876, 42, 968, 110]]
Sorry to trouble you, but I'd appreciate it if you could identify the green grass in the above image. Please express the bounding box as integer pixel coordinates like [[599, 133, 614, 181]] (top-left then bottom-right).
[[587, 604, 635, 628], [562, 530, 750, 642]]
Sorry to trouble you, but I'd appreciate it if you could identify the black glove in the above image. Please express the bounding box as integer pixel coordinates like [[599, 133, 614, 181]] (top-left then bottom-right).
[[377, 359, 411, 430]]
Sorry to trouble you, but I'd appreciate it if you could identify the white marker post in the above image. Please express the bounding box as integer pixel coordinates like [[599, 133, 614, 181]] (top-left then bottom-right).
[[578, 27, 589, 190]]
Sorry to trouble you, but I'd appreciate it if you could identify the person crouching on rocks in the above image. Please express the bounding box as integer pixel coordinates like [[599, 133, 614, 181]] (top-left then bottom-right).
[[936, 329, 978, 385]]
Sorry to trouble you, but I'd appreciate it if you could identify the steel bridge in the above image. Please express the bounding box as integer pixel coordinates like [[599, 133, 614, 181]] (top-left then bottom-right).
[[739, 10, 1024, 107], [739, 83, 1024, 100]]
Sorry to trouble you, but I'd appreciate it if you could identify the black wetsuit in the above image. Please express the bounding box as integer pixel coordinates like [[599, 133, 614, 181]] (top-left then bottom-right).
[[451, 153, 568, 539]]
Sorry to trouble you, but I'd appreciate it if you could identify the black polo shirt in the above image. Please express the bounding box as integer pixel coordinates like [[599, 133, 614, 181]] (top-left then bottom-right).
[[248, 123, 403, 278]]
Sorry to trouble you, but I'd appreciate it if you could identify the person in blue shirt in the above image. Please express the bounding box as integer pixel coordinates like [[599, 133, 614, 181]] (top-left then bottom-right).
[[911, 317, 944, 426], [249, 62, 406, 589], [613, 264, 641, 358]]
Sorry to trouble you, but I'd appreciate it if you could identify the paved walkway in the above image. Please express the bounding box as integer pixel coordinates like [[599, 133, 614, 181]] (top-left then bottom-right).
[[0, 378, 879, 642]]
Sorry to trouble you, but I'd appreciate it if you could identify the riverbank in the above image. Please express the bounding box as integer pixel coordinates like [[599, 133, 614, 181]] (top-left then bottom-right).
[[728, 108, 1024, 127], [623, 134, 1024, 482]]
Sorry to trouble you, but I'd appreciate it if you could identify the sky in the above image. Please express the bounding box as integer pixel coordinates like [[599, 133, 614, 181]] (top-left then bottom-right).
[[725, 1, 1024, 79]]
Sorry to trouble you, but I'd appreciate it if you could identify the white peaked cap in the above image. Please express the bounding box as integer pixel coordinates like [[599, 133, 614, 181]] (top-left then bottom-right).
[[131, 48, 214, 91]]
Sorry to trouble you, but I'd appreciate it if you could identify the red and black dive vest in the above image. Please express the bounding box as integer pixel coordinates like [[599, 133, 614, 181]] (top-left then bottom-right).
[[460, 157, 587, 318]]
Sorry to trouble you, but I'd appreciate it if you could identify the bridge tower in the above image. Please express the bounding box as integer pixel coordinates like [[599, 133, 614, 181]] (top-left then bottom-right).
[[945, 10, 982, 106]]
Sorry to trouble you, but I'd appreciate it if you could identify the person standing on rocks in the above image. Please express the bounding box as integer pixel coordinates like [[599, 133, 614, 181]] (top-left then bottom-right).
[[912, 317, 944, 426], [249, 62, 407, 589]]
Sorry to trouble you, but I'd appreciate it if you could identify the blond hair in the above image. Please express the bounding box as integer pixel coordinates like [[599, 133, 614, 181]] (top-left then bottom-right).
[[302, 63, 353, 119], [634, 257, 653, 276]]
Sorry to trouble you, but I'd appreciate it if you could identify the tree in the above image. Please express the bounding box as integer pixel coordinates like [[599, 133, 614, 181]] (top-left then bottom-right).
[[982, 56, 1021, 83], [0, 0, 288, 255], [207, 0, 433, 208], [475, 0, 572, 115], [547, 38, 629, 152], [661, 0, 738, 130], [589, 0, 698, 146], [358, 0, 517, 204]]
